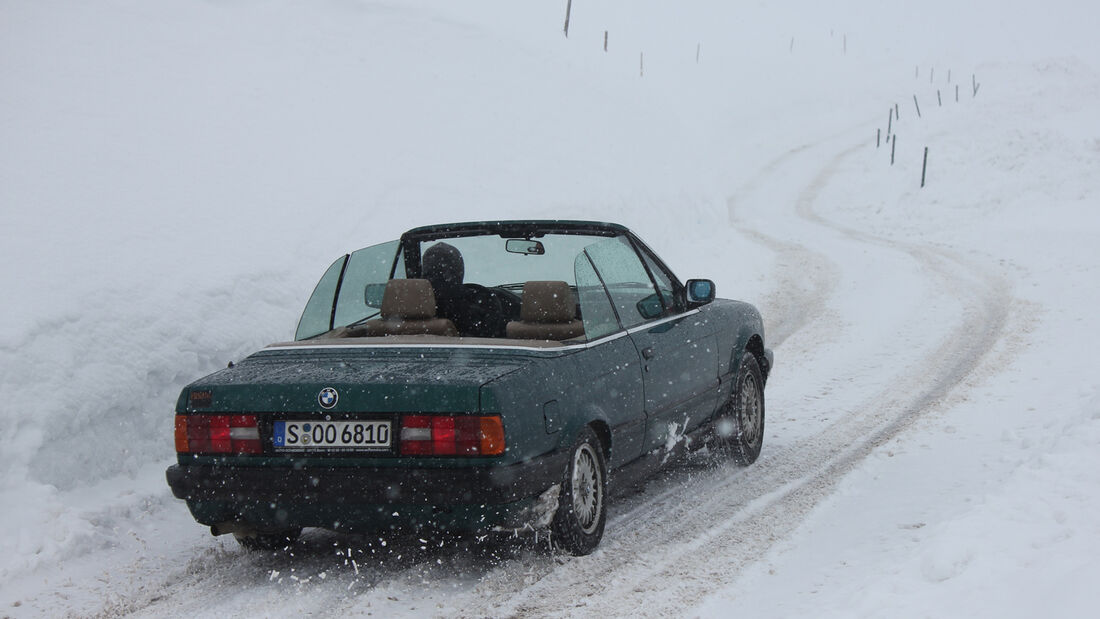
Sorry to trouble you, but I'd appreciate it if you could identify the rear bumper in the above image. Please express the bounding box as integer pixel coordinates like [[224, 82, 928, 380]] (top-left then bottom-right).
[[166, 452, 566, 508]]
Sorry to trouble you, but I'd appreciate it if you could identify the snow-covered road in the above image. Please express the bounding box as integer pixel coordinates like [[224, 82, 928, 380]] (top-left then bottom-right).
[[2, 1, 1099, 617]]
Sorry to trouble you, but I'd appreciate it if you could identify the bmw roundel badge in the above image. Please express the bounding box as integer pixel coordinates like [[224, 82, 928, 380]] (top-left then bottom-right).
[[318, 387, 339, 409]]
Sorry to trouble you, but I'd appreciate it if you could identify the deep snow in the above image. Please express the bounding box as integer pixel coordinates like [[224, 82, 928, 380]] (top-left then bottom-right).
[[1, 0, 1098, 617]]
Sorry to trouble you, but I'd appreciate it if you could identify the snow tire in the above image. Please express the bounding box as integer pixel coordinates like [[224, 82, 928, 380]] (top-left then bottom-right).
[[715, 352, 765, 466], [551, 427, 607, 556]]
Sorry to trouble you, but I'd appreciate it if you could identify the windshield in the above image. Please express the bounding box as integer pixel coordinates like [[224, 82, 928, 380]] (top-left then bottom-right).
[[295, 240, 401, 340], [295, 230, 671, 343]]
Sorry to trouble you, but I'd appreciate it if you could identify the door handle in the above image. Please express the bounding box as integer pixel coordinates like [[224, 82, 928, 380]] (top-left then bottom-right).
[[641, 347, 655, 360]]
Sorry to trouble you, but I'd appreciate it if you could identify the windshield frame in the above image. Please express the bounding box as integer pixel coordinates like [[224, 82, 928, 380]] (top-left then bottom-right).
[[294, 221, 687, 343]]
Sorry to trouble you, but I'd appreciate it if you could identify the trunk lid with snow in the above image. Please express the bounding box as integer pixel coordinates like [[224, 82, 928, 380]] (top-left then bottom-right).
[[176, 344, 532, 415]]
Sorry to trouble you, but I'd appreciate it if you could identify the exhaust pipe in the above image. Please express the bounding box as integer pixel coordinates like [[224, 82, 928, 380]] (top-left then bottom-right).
[[210, 521, 254, 537]]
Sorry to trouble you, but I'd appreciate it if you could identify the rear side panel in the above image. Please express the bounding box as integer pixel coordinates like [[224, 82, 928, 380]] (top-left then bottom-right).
[[483, 336, 645, 469]]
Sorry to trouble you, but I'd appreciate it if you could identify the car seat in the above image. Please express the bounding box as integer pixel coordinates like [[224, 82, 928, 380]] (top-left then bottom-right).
[[505, 281, 584, 341]]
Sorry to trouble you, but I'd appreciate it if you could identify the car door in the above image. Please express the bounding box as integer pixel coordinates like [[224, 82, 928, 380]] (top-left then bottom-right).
[[573, 249, 647, 467], [583, 236, 720, 454]]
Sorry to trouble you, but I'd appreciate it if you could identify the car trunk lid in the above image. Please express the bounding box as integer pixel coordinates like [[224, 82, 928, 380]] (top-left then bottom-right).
[[178, 346, 534, 413]]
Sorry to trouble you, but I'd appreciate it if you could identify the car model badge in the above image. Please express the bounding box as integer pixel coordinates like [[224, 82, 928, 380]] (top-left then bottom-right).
[[318, 387, 339, 409]]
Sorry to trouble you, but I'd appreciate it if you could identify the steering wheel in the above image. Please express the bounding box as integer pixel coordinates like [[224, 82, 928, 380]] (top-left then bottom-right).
[[463, 283, 520, 317], [460, 284, 522, 338]]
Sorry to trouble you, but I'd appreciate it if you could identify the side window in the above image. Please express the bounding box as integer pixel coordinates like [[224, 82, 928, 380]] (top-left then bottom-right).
[[582, 236, 661, 330], [574, 252, 620, 340], [295, 255, 347, 340], [333, 240, 401, 328]]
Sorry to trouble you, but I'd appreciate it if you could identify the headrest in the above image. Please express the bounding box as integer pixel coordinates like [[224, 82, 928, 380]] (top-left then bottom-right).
[[381, 279, 437, 320], [520, 281, 576, 324]]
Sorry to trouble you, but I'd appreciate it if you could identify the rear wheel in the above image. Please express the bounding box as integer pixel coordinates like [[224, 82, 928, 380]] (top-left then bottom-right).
[[234, 527, 302, 551], [551, 427, 607, 555], [715, 353, 765, 465]]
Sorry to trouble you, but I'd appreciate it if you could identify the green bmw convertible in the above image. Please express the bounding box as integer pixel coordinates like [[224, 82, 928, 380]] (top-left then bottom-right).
[[166, 220, 772, 555]]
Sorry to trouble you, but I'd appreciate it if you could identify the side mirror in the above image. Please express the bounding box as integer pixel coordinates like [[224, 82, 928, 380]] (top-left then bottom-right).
[[364, 283, 388, 308], [686, 279, 715, 306], [635, 293, 664, 320]]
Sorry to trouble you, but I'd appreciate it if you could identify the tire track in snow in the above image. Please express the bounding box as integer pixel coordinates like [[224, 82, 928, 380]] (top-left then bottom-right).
[[454, 138, 1014, 618], [727, 144, 841, 348]]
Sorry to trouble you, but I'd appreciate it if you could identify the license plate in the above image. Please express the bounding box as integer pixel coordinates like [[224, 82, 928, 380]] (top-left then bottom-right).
[[273, 420, 391, 451]]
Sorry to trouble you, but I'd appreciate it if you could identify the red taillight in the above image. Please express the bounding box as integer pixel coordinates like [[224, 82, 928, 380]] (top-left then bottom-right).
[[209, 415, 231, 452], [400, 414, 505, 456], [186, 415, 212, 453], [175, 414, 262, 455], [455, 416, 481, 455], [431, 416, 456, 455]]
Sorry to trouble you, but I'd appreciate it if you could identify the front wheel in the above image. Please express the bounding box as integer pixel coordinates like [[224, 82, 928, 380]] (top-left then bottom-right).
[[714, 353, 765, 465], [551, 427, 607, 555]]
